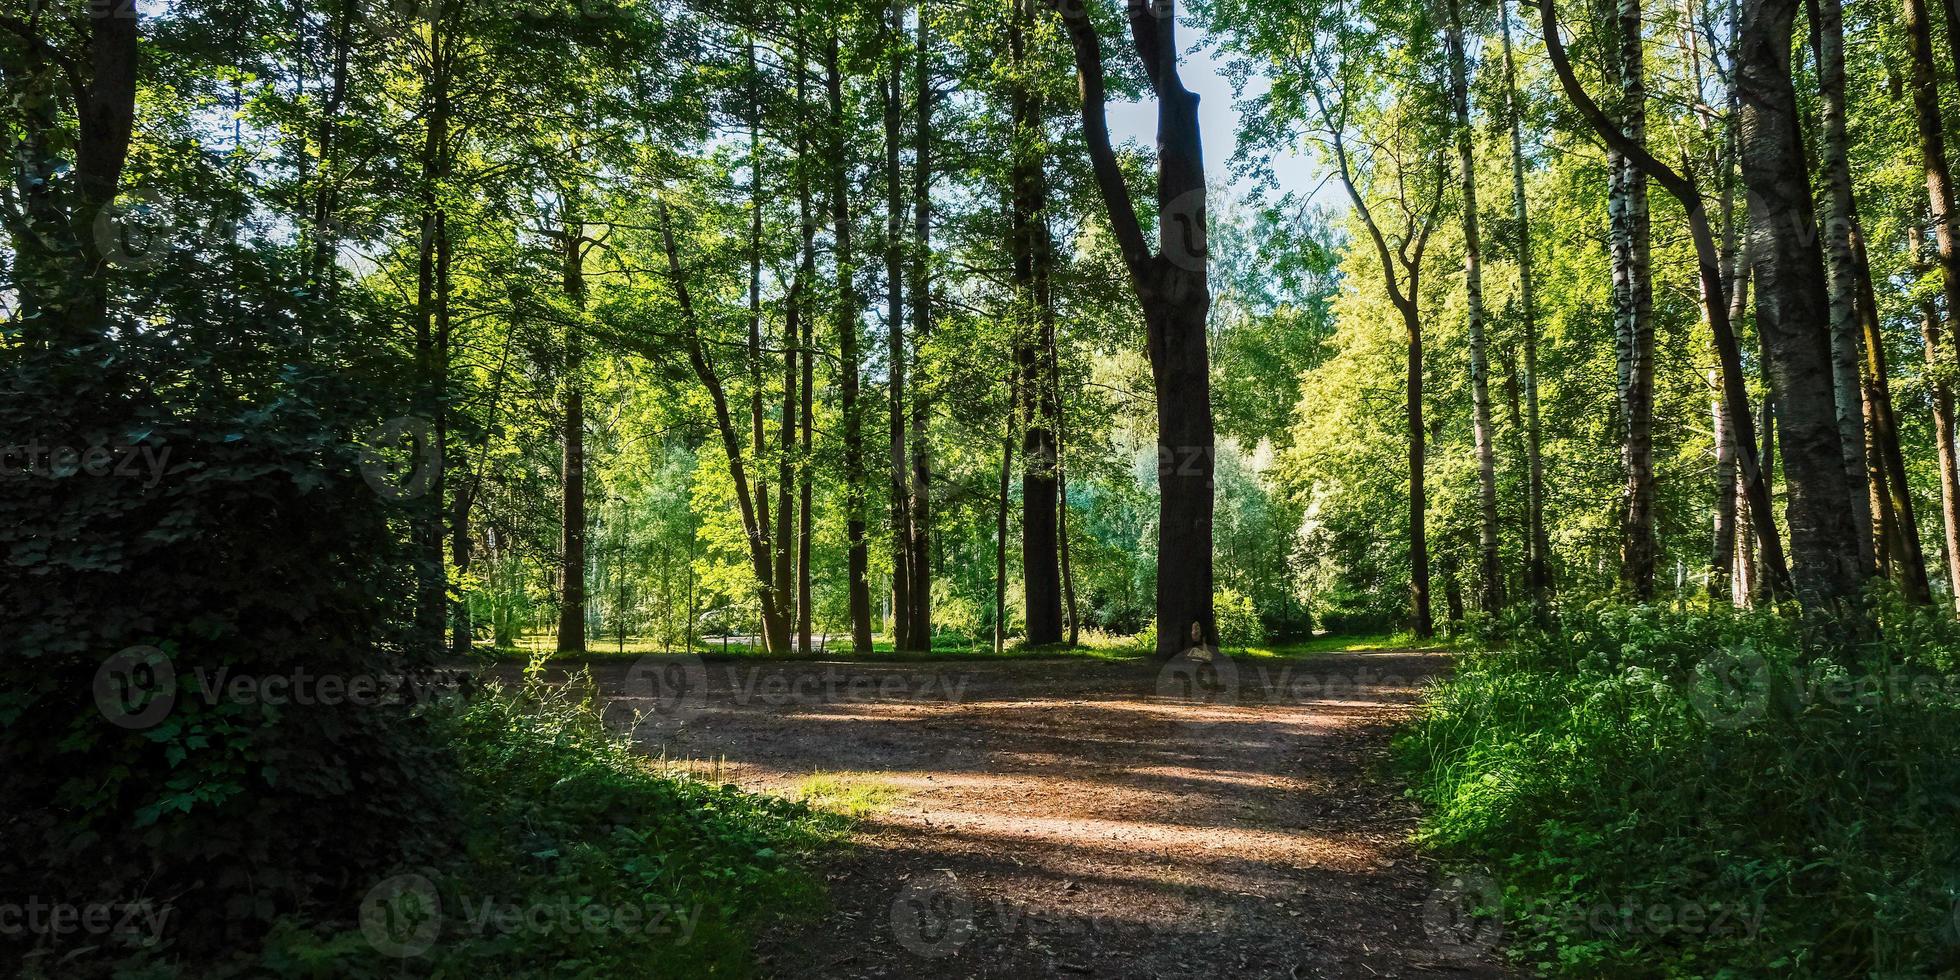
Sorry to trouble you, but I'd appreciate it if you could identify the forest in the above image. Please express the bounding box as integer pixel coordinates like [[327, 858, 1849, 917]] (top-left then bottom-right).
[[5, 0, 1960, 973]]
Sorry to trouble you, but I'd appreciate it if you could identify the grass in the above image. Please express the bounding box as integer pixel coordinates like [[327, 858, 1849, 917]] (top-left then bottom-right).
[[233, 669, 852, 979], [1396, 600, 1960, 977], [792, 773, 907, 820]]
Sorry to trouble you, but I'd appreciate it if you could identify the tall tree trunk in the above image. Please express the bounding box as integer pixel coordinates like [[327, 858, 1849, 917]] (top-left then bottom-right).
[[827, 35, 876, 653], [1052, 0, 1214, 657], [308, 0, 353, 295], [1738, 0, 1864, 612], [996, 370, 1017, 654], [1009, 0, 1063, 645], [414, 30, 452, 652], [1807, 0, 1877, 576], [1501, 0, 1551, 609], [906, 1, 935, 647], [745, 39, 778, 651], [795, 25, 817, 654], [1905, 0, 1960, 593], [1605, 0, 1657, 599], [1916, 238, 1960, 608], [1856, 230, 1930, 600], [556, 192, 588, 654], [1052, 297, 1081, 647], [1444, 0, 1505, 612], [883, 4, 916, 650]]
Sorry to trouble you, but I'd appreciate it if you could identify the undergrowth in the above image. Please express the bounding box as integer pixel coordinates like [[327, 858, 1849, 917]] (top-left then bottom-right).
[[33, 671, 846, 978], [1398, 599, 1960, 977]]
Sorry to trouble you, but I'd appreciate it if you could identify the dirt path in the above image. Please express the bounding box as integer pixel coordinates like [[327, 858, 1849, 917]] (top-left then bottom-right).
[[530, 650, 1505, 979]]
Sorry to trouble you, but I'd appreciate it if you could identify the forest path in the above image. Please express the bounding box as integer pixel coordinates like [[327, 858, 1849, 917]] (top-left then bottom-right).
[[554, 650, 1506, 979]]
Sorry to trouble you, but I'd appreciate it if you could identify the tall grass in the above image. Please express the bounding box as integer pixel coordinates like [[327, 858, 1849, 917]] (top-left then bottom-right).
[[1398, 600, 1960, 977]]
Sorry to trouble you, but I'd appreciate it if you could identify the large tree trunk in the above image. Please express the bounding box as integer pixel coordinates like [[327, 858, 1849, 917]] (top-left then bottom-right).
[[1051, 0, 1214, 657], [414, 32, 453, 652], [1807, 0, 1877, 576], [883, 7, 917, 650], [796, 29, 817, 654], [1445, 0, 1505, 612], [827, 34, 876, 653], [1500, 0, 1552, 610], [1738, 0, 1863, 612], [556, 193, 588, 654], [906, 2, 936, 648], [1408, 311, 1434, 637], [996, 372, 1017, 654], [1604, 0, 1657, 599], [1856, 230, 1930, 600], [1010, 0, 1063, 645], [1916, 237, 1960, 608]]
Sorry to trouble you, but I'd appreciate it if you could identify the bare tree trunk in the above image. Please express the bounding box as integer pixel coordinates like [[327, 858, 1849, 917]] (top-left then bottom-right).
[[1738, 0, 1864, 612], [797, 32, 818, 654], [745, 41, 781, 651], [1051, 0, 1215, 657], [907, 2, 935, 647], [1604, 0, 1657, 599], [1806, 0, 1877, 577], [1445, 0, 1505, 611], [415, 31, 453, 652], [996, 370, 1017, 655], [883, 5, 916, 650], [1501, 0, 1552, 609], [556, 190, 588, 653], [1917, 241, 1960, 608], [1854, 230, 1931, 600], [1540, 0, 1792, 598], [1010, 0, 1063, 645], [827, 34, 875, 653]]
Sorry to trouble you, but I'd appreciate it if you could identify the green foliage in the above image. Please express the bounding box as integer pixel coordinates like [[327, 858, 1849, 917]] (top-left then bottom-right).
[[1398, 602, 1960, 976], [213, 675, 832, 978]]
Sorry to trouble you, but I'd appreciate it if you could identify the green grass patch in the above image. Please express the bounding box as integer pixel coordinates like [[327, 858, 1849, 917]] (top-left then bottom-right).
[[241, 671, 847, 978], [1396, 601, 1960, 977], [792, 772, 907, 820]]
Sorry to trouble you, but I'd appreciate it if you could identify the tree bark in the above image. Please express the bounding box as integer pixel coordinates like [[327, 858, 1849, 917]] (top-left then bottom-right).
[[1051, 0, 1215, 657], [827, 33, 876, 653], [907, 2, 935, 647], [1500, 0, 1552, 610], [556, 190, 588, 653], [996, 370, 1018, 654], [1604, 0, 1657, 599], [1737, 0, 1864, 612], [1445, 0, 1505, 612], [1806, 0, 1877, 576], [1011, 0, 1062, 645], [884, 6, 916, 649], [414, 28, 452, 652], [1855, 230, 1930, 600]]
